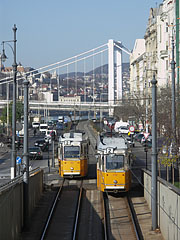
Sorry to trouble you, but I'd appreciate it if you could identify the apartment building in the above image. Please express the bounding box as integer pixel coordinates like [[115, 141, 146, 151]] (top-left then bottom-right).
[[130, 0, 176, 98]]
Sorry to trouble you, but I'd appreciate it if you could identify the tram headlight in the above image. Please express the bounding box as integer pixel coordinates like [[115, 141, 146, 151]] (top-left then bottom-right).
[[113, 180, 117, 184], [71, 167, 74, 170]]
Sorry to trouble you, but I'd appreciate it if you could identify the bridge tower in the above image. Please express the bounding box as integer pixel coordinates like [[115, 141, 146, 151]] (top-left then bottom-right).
[[108, 39, 131, 115]]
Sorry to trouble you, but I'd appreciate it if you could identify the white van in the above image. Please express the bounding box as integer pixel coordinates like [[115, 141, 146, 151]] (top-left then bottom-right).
[[32, 122, 40, 128], [39, 123, 48, 133], [58, 116, 64, 123]]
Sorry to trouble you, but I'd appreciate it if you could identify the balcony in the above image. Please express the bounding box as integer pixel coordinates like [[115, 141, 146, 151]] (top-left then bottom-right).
[[160, 50, 168, 59]]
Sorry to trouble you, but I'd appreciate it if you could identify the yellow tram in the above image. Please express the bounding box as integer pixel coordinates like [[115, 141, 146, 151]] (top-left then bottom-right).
[[58, 131, 89, 178], [96, 133, 132, 192]]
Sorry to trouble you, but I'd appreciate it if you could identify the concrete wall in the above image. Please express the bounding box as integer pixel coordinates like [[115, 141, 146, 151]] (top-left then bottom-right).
[[0, 169, 43, 240], [144, 170, 180, 240], [29, 170, 43, 216]]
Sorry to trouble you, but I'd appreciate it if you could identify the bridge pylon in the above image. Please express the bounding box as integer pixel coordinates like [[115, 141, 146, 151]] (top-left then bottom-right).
[[108, 39, 131, 115]]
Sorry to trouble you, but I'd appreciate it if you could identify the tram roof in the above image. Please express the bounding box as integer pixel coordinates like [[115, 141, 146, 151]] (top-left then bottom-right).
[[97, 136, 128, 150], [59, 132, 83, 142]]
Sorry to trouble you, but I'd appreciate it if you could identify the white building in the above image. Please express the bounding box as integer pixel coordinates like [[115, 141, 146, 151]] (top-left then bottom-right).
[[59, 96, 81, 104], [130, 39, 146, 97], [157, 1, 175, 87], [130, 0, 176, 98], [43, 92, 53, 102]]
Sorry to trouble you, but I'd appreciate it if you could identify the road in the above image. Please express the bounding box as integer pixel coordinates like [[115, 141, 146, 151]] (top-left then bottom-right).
[[0, 128, 61, 186]]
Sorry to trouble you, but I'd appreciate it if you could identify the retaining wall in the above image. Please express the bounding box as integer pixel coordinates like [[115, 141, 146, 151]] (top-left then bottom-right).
[[144, 170, 180, 240], [0, 169, 43, 240]]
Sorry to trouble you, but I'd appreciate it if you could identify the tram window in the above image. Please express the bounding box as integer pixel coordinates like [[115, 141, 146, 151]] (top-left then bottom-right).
[[106, 155, 124, 170], [102, 156, 104, 171], [64, 146, 80, 158], [59, 146, 63, 159], [99, 157, 102, 169], [85, 146, 87, 157]]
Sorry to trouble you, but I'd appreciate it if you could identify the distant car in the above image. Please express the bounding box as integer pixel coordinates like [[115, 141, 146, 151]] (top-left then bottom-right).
[[29, 147, 43, 160], [56, 123, 64, 130], [134, 133, 144, 142], [34, 139, 48, 151], [0, 133, 11, 147], [39, 123, 48, 134], [118, 126, 129, 134], [48, 121, 53, 127], [126, 136, 135, 147], [32, 122, 40, 128], [44, 136, 52, 145], [91, 118, 97, 123], [45, 129, 57, 140], [141, 135, 152, 145]]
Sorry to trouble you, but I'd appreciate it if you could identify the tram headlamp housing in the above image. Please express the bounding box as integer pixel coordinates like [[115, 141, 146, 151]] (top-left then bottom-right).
[[113, 180, 117, 184], [71, 167, 74, 170]]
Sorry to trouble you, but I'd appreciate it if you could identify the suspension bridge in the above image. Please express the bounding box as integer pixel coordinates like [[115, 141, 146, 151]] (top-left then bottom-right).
[[0, 39, 131, 115]]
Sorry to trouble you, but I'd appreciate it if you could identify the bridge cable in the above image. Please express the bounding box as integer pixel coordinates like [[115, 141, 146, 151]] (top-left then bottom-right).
[[0, 43, 108, 83], [0, 48, 108, 85]]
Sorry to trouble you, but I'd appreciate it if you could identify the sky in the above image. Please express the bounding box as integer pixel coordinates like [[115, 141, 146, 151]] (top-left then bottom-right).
[[0, 0, 163, 71]]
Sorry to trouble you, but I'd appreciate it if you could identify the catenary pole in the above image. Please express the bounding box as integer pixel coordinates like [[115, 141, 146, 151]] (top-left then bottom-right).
[[23, 77, 30, 228], [171, 32, 176, 151], [151, 73, 158, 230], [11, 24, 17, 179]]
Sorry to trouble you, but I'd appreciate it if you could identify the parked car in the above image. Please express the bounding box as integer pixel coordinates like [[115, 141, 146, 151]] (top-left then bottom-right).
[[56, 123, 64, 130], [134, 133, 144, 142], [32, 122, 40, 129], [141, 135, 152, 145], [29, 147, 43, 160], [0, 133, 11, 147], [34, 139, 48, 151], [45, 129, 57, 140], [126, 136, 135, 147], [44, 136, 52, 145], [39, 123, 48, 134], [118, 126, 129, 134]]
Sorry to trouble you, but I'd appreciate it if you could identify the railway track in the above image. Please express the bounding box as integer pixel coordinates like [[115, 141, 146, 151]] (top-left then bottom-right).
[[40, 179, 83, 240], [102, 192, 144, 240]]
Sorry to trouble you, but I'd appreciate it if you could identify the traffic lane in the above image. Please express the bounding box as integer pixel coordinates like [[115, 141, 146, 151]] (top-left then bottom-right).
[[132, 141, 168, 181], [0, 151, 11, 174], [29, 146, 53, 171], [132, 142, 152, 168]]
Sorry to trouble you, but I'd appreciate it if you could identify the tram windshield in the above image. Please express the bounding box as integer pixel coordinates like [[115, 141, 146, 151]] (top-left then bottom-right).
[[106, 155, 124, 170], [64, 146, 80, 158]]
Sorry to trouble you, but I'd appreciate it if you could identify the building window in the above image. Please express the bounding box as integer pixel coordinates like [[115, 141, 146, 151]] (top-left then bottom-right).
[[166, 60, 168, 70], [166, 41, 168, 51], [166, 23, 168, 32], [159, 25, 162, 43]]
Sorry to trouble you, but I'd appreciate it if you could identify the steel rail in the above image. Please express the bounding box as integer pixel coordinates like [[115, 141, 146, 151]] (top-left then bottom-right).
[[72, 180, 83, 240], [101, 192, 108, 240], [127, 195, 144, 240], [40, 179, 65, 240]]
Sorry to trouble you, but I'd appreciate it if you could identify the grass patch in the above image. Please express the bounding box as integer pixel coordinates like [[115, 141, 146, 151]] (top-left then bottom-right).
[[174, 182, 180, 188]]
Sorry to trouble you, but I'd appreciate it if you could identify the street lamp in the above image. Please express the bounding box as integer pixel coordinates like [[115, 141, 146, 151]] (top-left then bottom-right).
[[2, 24, 17, 179], [171, 31, 176, 153]]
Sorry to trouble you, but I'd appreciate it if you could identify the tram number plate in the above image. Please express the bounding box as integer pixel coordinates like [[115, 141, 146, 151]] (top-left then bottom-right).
[[106, 148, 114, 154]]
